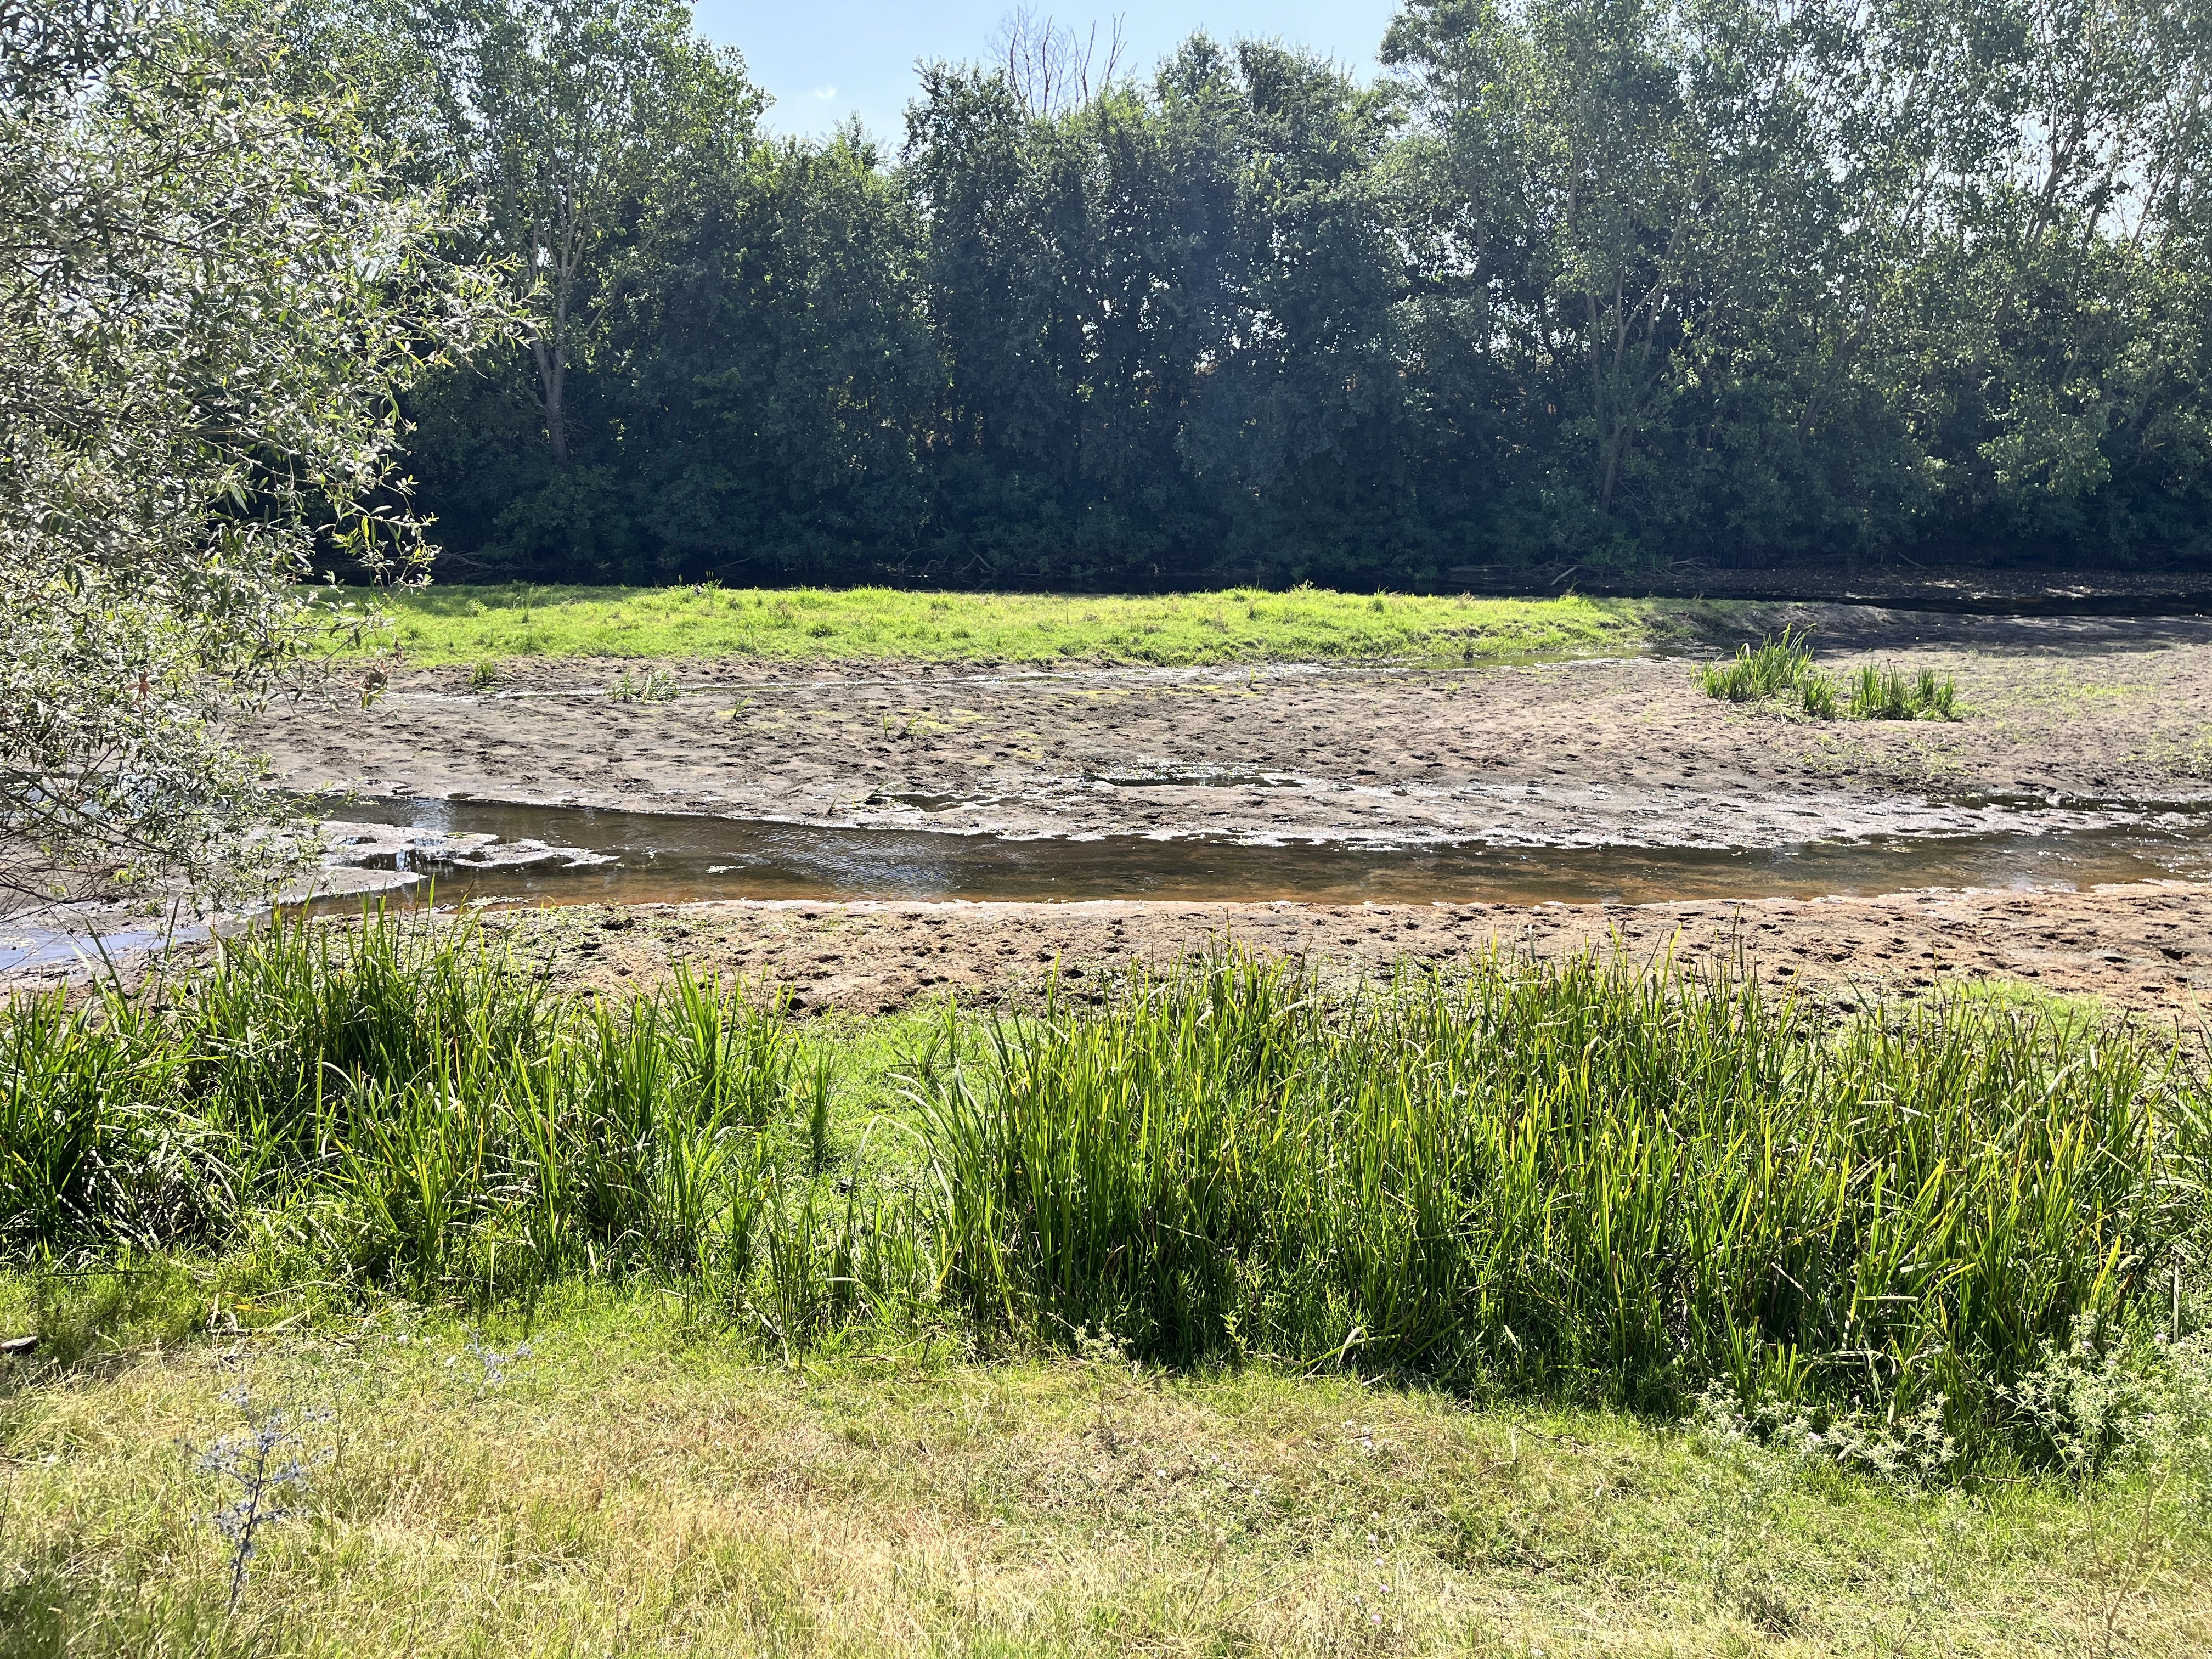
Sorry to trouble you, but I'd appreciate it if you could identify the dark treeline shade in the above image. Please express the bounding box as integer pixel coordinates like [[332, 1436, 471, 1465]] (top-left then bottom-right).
[[365, 0, 2212, 587]]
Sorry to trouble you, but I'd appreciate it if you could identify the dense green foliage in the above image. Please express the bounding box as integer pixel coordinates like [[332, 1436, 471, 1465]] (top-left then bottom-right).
[[358, 0, 2212, 586], [919, 957, 2199, 1429], [0, 4, 502, 900], [4, 917, 2203, 1461]]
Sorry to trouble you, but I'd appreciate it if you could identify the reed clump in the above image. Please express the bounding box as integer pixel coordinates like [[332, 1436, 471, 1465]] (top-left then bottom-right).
[[1696, 627, 1837, 717], [914, 956, 2207, 1446], [1849, 662, 1960, 719], [0, 913, 900, 1321]]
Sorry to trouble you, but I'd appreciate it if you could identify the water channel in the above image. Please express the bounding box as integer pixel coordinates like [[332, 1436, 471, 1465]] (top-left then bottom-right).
[[314, 795, 2212, 909]]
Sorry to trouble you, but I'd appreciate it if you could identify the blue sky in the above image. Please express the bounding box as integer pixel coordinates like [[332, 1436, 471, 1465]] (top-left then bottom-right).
[[690, 2, 1406, 143]]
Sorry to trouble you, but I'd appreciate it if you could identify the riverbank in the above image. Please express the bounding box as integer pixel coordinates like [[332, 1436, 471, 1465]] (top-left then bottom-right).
[[253, 607, 2212, 850], [398, 879, 2212, 1019]]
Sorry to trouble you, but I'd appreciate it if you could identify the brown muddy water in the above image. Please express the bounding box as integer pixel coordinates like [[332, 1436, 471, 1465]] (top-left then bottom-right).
[[312, 796, 2212, 910]]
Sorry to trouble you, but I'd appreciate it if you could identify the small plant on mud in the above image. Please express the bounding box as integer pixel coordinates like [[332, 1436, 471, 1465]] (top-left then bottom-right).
[[187, 1387, 330, 1613], [608, 667, 680, 703], [467, 661, 498, 692], [1848, 663, 1957, 720], [1697, 628, 1838, 718]]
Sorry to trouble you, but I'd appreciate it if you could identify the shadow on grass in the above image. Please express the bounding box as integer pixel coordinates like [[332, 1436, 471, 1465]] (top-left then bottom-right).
[[0, 1258, 208, 1379]]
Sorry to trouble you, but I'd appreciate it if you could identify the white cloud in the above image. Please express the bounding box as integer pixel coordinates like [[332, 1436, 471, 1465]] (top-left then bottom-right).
[[812, 84, 837, 99]]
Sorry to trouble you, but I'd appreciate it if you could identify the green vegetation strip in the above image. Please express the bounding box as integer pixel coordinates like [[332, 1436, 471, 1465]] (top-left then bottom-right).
[[5, 916, 2204, 1471], [1699, 628, 1958, 721], [356, 584, 1702, 668]]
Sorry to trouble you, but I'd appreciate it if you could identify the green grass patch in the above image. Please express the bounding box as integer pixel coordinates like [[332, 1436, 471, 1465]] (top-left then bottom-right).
[[348, 583, 1703, 668], [1849, 662, 1961, 720], [1697, 632, 1961, 722], [1696, 626, 1839, 717]]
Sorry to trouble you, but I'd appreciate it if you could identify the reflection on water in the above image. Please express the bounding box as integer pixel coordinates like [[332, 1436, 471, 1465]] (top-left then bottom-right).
[[315, 796, 2212, 909]]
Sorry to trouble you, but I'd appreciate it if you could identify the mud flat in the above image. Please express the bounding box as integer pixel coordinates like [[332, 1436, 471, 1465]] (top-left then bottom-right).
[[251, 606, 2212, 848], [419, 880, 2207, 1020], [71, 602, 2196, 1012]]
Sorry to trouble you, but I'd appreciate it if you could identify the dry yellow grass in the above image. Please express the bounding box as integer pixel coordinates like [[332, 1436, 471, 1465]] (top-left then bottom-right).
[[3, 1288, 2206, 1657]]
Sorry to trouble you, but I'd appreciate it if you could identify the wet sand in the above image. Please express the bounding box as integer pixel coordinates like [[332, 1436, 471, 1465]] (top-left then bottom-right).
[[452, 880, 2212, 1021], [153, 605, 2212, 1015]]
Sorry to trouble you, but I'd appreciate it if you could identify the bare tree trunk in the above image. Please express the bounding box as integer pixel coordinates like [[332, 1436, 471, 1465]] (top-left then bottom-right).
[[529, 328, 568, 463]]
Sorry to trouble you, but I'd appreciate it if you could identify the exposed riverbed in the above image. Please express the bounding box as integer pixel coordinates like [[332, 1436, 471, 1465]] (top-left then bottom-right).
[[17, 603, 2212, 1008]]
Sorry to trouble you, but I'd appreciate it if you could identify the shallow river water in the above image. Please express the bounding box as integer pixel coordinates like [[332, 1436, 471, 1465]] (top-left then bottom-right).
[[313, 795, 2212, 909]]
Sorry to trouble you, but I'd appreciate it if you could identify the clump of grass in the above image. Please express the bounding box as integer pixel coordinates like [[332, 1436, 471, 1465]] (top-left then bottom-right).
[[913, 955, 2206, 1453], [1849, 663, 1959, 719], [467, 661, 498, 692], [1696, 627, 1838, 717], [0, 913, 820, 1304], [608, 666, 680, 703]]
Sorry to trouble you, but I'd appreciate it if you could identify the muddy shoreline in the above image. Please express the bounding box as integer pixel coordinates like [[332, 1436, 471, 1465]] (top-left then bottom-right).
[[30, 600, 2196, 1008], [455, 880, 2212, 1019]]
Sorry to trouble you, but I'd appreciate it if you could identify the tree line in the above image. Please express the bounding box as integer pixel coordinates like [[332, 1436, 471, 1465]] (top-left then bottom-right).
[[341, 0, 2210, 586]]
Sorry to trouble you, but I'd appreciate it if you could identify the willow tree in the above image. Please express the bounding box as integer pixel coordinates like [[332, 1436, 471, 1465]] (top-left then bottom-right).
[[0, 2, 505, 906]]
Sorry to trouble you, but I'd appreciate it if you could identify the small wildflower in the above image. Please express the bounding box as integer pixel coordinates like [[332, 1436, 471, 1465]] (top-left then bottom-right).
[[465, 1331, 534, 1387], [188, 1389, 330, 1613]]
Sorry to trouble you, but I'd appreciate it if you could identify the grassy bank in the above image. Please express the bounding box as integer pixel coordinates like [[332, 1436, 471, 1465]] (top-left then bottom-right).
[[6, 916, 2206, 1436], [5, 916, 2212, 1650], [4, 1280, 2208, 1657], [354, 583, 1701, 668]]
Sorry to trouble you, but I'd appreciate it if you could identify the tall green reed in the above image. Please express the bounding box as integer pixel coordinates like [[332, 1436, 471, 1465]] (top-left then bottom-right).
[[911, 953, 2206, 1437], [1848, 663, 1959, 719], [0, 911, 811, 1302], [4, 916, 2204, 1461], [1696, 627, 1837, 716]]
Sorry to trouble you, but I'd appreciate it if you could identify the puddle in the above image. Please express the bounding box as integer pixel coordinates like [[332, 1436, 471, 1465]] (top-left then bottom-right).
[[1082, 769, 1306, 790], [302, 797, 2212, 909], [0, 919, 203, 977]]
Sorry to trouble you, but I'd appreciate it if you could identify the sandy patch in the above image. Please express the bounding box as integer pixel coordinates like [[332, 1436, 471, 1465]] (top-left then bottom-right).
[[452, 881, 2212, 1022]]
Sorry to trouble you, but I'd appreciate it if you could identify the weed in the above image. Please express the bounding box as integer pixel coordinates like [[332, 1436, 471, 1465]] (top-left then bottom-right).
[[467, 661, 498, 692], [188, 1386, 329, 1613], [608, 665, 680, 702], [1849, 663, 1959, 719], [805, 1050, 834, 1175], [461, 1329, 534, 1387]]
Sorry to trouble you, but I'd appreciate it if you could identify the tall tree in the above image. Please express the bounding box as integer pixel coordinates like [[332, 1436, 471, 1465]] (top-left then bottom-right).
[[455, 0, 761, 464]]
